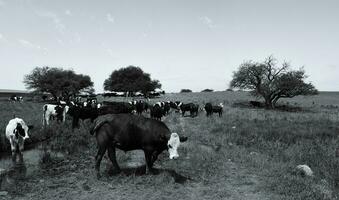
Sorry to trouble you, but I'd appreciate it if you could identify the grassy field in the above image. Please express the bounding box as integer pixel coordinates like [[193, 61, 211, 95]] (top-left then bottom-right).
[[0, 91, 338, 200]]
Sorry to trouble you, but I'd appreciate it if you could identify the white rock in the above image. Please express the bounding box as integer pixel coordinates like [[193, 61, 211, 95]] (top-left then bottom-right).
[[0, 191, 8, 196], [296, 164, 314, 176]]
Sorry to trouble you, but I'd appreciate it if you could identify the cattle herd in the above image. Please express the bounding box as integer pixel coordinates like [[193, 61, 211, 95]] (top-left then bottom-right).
[[5, 97, 224, 177]]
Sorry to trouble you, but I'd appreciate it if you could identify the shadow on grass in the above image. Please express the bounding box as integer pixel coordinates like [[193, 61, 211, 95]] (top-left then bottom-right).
[[232, 101, 314, 112], [108, 165, 191, 184]]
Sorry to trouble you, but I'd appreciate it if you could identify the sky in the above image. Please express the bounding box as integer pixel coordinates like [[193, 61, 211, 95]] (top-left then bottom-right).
[[0, 0, 338, 93]]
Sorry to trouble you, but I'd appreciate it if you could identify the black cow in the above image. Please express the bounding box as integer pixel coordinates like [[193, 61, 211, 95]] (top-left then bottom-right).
[[68, 105, 99, 129], [178, 103, 199, 117], [90, 114, 188, 177], [163, 102, 171, 115], [204, 103, 213, 116], [101, 101, 134, 114], [135, 100, 149, 115], [212, 103, 223, 117], [205, 103, 223, 117]]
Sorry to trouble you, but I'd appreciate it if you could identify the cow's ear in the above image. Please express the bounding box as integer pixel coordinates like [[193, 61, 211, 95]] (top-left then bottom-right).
[[179, 136, 188, 142], [28, 125, 34, 130]]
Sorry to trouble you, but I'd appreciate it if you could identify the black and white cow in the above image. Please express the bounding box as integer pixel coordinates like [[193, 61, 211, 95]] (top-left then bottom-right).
[[42, 104, 69, 126], [90, 114, 188, 177], [150, 103, 164, 120], [5, 118, 33, 162]]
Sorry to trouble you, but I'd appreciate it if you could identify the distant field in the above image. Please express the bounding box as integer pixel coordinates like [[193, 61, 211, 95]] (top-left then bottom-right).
[[1, 91, 339, 200]]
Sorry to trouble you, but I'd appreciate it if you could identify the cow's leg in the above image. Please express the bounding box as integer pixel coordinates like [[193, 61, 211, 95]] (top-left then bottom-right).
[[144, 149, 155, 174], [9, 139, 16, 162], [95, 146, 107, 178], [107, 145, 121, 174]]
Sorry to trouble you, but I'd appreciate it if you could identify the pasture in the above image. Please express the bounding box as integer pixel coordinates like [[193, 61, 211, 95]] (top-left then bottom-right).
[[0, 91, 339, 200]]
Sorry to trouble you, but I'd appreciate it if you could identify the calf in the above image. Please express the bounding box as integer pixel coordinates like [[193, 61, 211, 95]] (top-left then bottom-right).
[[5, 118, 33, 162], [43, 104, 69, 126], [90, 114, 188, 177]]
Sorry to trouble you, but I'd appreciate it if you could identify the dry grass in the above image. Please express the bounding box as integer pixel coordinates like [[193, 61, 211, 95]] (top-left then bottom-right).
[[1, 91, 339, 199]]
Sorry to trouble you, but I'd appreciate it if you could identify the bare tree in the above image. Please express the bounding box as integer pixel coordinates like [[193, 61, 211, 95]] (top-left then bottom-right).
[[230, 56, 318, 108]]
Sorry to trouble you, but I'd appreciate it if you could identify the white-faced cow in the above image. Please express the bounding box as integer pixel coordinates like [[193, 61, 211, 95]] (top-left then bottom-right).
[[90, 114, 188, 178], [5, 118, 33, 162], [42, 104, 69, 126]]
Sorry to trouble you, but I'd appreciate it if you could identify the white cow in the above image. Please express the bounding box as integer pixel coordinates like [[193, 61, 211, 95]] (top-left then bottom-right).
[[5, 118, 32, 162], [43, 104, 69, 126]]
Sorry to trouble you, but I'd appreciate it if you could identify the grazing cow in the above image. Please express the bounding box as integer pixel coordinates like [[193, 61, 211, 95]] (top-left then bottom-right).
[[5, 118, 33, 162], [68, 105, 99, 129], [42, 104, 69, 126], [150, 104, 164, 120], [90, 114, 188, 177]]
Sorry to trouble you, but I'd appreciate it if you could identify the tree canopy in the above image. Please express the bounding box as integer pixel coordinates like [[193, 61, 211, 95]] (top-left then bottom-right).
[[230, 56, 318, 108], [103, 66, 161, 94], [24, 66, 94, 99]]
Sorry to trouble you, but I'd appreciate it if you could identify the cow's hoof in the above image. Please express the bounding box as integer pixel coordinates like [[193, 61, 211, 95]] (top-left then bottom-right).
[[108, 168, 121, 176], [145, 168, 159, 175]]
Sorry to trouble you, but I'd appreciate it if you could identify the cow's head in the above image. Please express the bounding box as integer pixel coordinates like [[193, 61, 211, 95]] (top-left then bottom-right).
[[167, 133, 188, 159], [14, 121, 31, 140]]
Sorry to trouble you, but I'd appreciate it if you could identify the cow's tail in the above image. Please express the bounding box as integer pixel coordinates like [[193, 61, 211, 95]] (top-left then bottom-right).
[[42, 105, 47, 126]]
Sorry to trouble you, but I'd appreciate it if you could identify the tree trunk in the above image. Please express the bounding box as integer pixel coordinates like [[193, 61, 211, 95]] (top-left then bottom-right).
[[264, 98, 273, 109]]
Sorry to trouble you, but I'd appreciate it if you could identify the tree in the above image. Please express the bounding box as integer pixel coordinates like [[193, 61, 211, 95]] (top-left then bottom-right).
[[180, 89, 192, 93], [230, 56, 318, 108], [103, 66, 161, 95], [24, 66, 94, 100]]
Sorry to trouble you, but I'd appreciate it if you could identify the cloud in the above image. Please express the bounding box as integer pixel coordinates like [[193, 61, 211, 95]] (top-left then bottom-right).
[[36, 11, 66, 34], [72, 33, 81, 43], [18, 39, 48, 54], [65, 10, 72, 16], [106, 48, 114, 57], [0, 33, 7, 43], [106, 13, 115, 23], [199, 16, 216, 29]]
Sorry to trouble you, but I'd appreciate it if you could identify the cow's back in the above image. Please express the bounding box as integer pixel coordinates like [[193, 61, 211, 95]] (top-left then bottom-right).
[[94, 114, 170, 150]]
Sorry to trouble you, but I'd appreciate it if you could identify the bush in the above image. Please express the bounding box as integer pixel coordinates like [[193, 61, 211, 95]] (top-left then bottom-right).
[[180, 89, 192, 93]]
